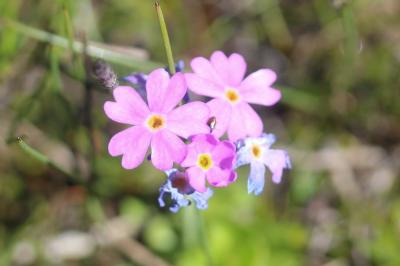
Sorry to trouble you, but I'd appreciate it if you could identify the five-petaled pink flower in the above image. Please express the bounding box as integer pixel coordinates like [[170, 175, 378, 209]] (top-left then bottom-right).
[[181, 134, 237, 192], [185, 51, 281, 141], [104, 68, 210, 170]]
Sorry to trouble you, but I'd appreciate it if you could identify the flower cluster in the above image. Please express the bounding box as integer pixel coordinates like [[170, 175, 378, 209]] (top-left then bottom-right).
[[104, 51, 291, 212]]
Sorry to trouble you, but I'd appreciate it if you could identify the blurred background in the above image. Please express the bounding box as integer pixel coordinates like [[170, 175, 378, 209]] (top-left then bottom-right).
[[1, 0, 400, 265]]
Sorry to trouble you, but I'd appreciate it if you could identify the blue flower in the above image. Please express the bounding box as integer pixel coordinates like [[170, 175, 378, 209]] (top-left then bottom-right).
[[235, 133, 291, 195], [158, 169, 213, 213]]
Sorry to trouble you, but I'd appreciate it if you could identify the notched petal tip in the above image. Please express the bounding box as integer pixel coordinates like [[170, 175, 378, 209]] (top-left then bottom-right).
[[103, 101, 115, 116], [211, 50, 227, 58], [121, 154, 141, 169]]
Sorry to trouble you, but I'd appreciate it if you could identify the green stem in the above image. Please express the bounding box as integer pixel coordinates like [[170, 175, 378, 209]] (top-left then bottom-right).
[[62, 4, 75, 55], [12, 137, 78, 181], [155, 2, 175, 74], [340, 2, 358, 58], [182, 204, 197, 249], [1, 18, 162, 71]]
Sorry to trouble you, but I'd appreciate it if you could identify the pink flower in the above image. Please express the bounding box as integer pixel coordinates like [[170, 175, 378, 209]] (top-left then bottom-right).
[[185, 51, 281, 141], [181, 134, 237, 192], [104, 69, 210, 170]]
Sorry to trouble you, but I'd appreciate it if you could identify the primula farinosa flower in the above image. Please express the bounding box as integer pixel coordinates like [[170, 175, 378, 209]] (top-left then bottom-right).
[[185, 51, 281, 141], [123, 60, 189, 103], [158, 169, 213, 212], [104, 68, 210, 170], [181, 134, 237, 192], [235, 133, 291, 195]]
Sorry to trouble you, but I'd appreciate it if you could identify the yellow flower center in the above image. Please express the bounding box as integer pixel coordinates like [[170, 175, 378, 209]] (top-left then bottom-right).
[[225, 88, 240, 104], [197, 153, 213, 171], [146, 114, 165, 131], [251, 144, 262, 159]]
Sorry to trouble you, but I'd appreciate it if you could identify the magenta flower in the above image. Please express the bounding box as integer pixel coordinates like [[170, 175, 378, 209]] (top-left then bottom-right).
[[185, 51, 281, 141], [104, 68, 210, 170], [181, 134, 237, 192]]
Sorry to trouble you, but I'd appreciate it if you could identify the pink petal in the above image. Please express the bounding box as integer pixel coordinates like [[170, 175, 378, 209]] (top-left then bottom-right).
[[108, 126, 151, 169], [239, 69, 281, 106], [209, 51, 247, 87], [211, 141, 236, 169], [104, 86, 150, 125], [180, 145, 198, 167], [181, 134, 218, 167], [248, 161, 266, 195], [210, 51, 230, 85], [187, 166, 207, 192], [262, 149, 290, 184], [227, 103, 263, 141], [207, 98, 232, 138], [228, 53, 247, 86], [146, 69, 170, 112], [150, 130, 186, 170], [190, 56, 225, 86], [167, 101, 210, 138], [185, 73, 224, 98], [206, 167, 235, 187], [162, 72, 187, 112], [241, 69, 277, 87]]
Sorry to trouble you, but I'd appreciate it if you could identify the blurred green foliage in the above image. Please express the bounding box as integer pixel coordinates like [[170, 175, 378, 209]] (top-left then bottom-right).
[[0, 0, 399, 265]]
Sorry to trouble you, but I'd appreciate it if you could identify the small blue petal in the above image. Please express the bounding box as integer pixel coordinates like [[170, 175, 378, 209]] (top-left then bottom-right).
[[158, 190, 166, 207], [165, 60, 185, 75], [262, 149, 291, 184], [175, 60, 185, 73], [285, 152, 292, 169], [164, 168, 178, 177], [248, 161, 266, 196], [122, 73, 148, 101], [158, 169, 212, 212], [235, 139, 245, 150], [260, 133, 276, 147], [158, 174, 189, 212], [191, 189, 213, 210], [235, 146, 252, 169], [169, 204, 180, 213]]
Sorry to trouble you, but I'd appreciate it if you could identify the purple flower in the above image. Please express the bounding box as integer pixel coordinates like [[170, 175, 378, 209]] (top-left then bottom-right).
[[235, 133, 291, 195], [158, 169, 213, 213], [122, 73, 148, 101], [104, 68, 210, 170], [166, 60, 185, 74], [185, 51, 281, 141], [181, 134, 237, 192]]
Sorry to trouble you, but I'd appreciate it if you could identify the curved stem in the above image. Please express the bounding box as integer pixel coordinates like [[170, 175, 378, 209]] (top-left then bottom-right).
[[11, 136, 80, 182]]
